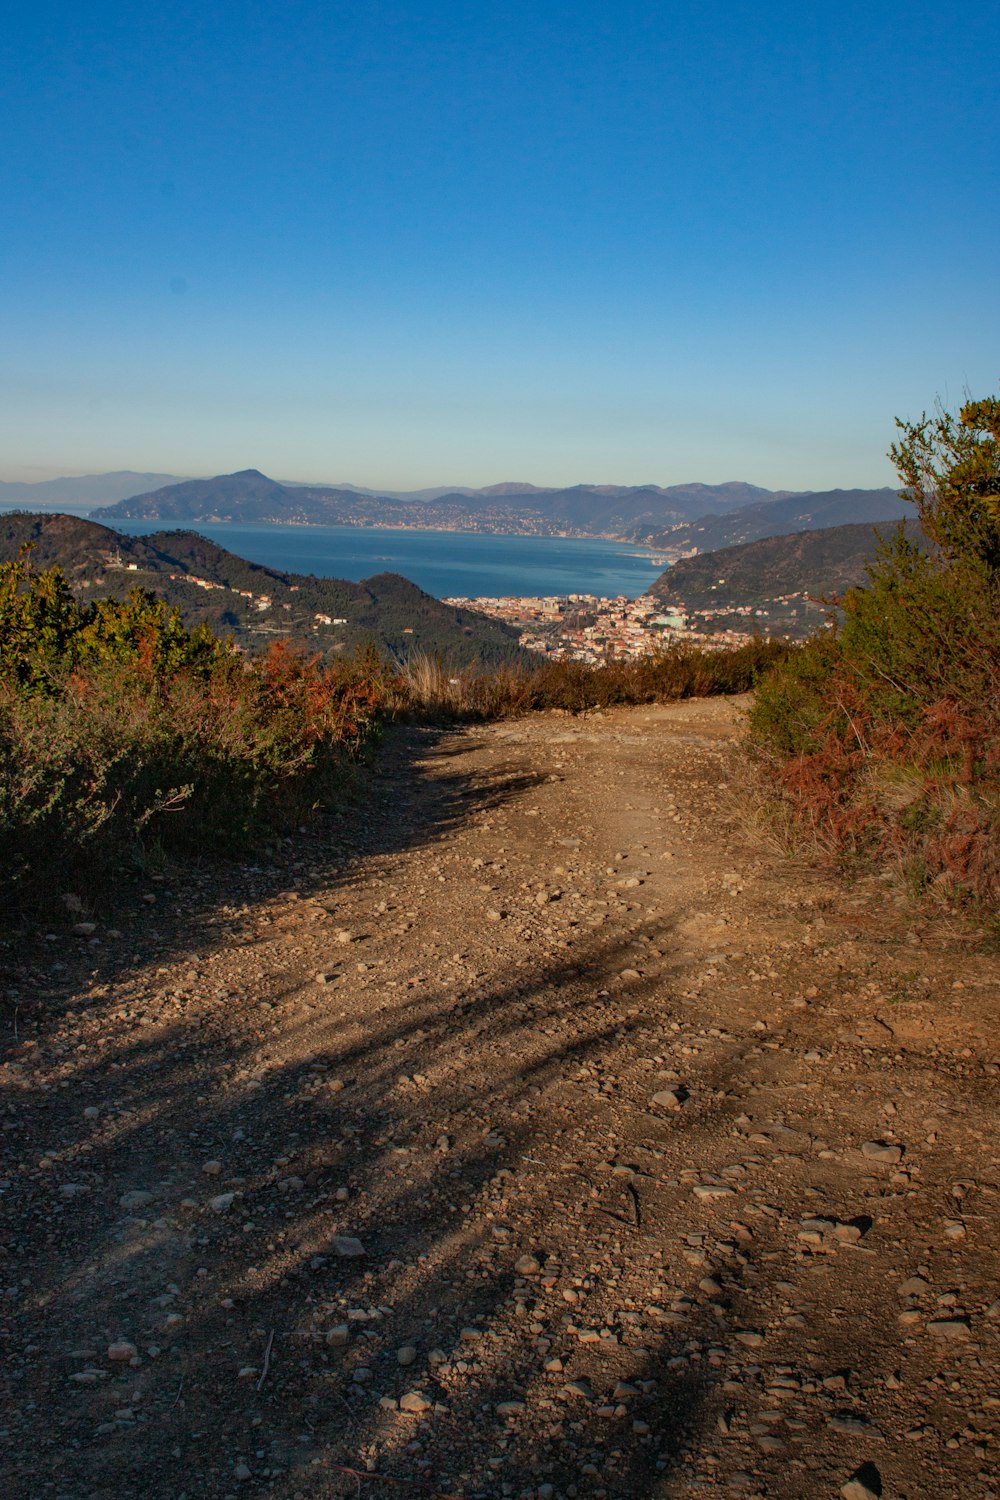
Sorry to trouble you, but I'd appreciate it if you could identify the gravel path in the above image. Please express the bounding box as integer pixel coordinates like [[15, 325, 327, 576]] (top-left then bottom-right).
[[3, 697, 1000, 1500]]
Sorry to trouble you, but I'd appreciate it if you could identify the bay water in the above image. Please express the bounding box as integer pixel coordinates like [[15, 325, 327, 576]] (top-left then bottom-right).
[[113, 520, 665, 600]]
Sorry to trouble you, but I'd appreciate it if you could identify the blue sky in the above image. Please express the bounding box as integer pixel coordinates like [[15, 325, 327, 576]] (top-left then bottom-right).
[[2, 0, 997, 489]]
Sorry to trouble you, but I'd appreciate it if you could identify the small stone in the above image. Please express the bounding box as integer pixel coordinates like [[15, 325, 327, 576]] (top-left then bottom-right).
[[693, 1184, 736, 1201], [332, 1235, 366, 1258], [515, 1253, 542, 1276], [765, 1123, 811, 1152], [396, 1345, 417, 1366], [210, 1192, 236, 1213], [495, 1400, 526, 1416], [926, 1317, 971, 1340], [72, 922, 97, 936], [201, 1161, 223, 1177], [325, 1324, 349, 1347], [735, 1331, 764, 1348], [107, 1342, 138, 1363], [119, 1189, 154, 1210], [841, 1462, 882, 1500], [234, 1462, 251, 1482], [829, 1415, 876, 1435], [336, 929, 354, 945], [400, 1390, 431, 1413], [861, 1141, 903, 1164], [652, 1089, 683, 1110]]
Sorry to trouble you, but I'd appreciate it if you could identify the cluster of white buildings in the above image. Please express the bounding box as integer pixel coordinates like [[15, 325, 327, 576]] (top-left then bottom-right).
[[442, 592, 731, 663]]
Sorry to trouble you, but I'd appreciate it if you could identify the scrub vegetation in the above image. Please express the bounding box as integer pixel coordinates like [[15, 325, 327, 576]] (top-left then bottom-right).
[[750, 392, 1000, 913], [0, 551, 785, 906]]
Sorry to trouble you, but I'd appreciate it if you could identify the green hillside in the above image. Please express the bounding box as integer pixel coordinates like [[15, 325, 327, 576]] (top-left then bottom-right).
[[651, 519, 926, 635], [0, 513, 525, 667]]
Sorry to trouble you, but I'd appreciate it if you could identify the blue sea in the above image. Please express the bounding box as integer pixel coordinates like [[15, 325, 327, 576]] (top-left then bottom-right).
[[112, 520, 665, 600]]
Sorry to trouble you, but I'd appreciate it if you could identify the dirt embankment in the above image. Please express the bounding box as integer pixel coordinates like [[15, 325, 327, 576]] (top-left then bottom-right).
[[2, 698, 999, 1500]]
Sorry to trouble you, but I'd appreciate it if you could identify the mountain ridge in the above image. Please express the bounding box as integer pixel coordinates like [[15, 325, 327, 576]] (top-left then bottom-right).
[[0, 471, 184, 513], [644, 486, 910, 551], [90, 468, 871, 537]]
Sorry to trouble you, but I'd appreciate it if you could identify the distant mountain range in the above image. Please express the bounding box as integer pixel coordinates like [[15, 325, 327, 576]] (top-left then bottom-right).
[[90, 469, 786, 534], [1, 467, 911, 560], [0, 471, 183, 514], [0, 513, 524, 667]]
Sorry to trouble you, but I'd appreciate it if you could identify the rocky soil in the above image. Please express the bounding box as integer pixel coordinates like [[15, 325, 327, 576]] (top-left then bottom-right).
[[2, 697, 999, 1500]]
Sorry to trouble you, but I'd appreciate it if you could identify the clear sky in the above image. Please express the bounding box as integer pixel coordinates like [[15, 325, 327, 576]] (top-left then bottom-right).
[[2, 0, 997, 490]]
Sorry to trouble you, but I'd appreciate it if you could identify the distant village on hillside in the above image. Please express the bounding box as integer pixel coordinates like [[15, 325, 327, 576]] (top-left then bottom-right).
[[441, 589, 828, 661]]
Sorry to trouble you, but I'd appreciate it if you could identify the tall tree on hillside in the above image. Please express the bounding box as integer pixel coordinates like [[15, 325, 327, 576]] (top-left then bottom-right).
[[891, 394, 1000, 571]]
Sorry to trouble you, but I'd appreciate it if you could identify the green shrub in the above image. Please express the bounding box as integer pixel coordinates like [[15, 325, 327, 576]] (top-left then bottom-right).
[[748, 390, 1000, 910], [0, 556, 386, 904], [748, 632, 844, 757]]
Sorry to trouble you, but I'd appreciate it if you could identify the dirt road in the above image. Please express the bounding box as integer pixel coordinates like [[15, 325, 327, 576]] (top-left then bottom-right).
[[3, 698, 999, 1499]]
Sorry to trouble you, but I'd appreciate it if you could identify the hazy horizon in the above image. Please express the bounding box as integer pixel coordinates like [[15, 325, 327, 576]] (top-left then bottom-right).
[[0, 464, 891, 498]]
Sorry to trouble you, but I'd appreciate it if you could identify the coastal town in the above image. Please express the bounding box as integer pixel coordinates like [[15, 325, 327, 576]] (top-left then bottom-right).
[[442, 590, 771, 661], [98, 538, 821, 659]]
